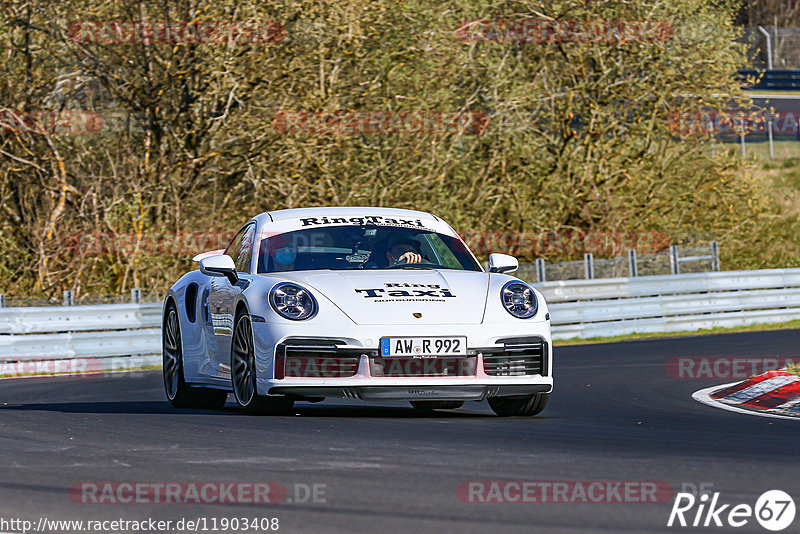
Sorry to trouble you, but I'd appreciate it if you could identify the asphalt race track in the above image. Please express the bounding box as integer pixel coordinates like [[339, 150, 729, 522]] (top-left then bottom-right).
[[2, 330, 800, 534]]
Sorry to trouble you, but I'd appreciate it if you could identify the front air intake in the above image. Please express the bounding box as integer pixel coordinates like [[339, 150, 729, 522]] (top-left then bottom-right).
[[482, 337, 547, 377], [274, 339, 366, 379]]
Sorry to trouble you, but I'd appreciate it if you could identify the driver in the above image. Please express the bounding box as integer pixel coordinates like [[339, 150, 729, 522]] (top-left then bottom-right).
[[271, 239, 298, 271], [386, 237, 423, 266]]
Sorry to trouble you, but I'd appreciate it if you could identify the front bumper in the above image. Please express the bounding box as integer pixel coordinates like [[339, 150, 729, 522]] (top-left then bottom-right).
[[270, 383, 552, 401], [252, 320, 553, 400]]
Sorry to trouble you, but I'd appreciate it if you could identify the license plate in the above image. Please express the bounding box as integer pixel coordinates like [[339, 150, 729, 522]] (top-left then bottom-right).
[[380, 337, 467, 357]]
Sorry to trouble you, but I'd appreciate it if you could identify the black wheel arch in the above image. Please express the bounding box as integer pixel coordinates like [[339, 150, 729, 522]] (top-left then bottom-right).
[[163, 294, 178, 327]]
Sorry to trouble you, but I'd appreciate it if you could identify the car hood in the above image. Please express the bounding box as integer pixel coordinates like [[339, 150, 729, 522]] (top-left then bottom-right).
[[274, 269, 489, 325]]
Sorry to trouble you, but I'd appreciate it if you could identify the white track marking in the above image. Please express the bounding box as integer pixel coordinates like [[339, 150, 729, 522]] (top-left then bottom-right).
[[718, 376, 799, 405], [770, 396, 800, 416], [692, 383, 800, 421]]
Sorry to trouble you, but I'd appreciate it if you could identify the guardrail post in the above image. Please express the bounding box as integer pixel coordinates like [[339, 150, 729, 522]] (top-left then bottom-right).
[[628, 249, 638, 277], [669, 245, 680, 275], [711, 241, 720, 271], [63, 290, 74, 306], [535, 258, 546, 282], [768, 116, 775, 159], [709, 120, 715, 158], [0, 294, 4, 308], [739, 118, 746, 159], [584, 253, 594, 279], [131, 288, 141, 304]]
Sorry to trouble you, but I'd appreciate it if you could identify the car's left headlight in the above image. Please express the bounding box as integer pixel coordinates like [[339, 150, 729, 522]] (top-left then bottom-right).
[[501, 281, 538, 319], [269, 282, 318, 320]]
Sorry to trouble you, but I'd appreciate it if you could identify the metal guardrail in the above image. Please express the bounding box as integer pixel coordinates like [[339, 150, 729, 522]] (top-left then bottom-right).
[[535, 268, 800, 339], [0, 303, 161, 334], [0, 328, 161, 361], [3, 268, 800, 367], [535, 269, 800, 302], [0, 301, 162, 377], [739, 69, 800, 90]]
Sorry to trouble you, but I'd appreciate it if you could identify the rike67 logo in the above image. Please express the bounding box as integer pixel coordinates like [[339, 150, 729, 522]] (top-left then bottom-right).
[[668, 490, 795, 531]]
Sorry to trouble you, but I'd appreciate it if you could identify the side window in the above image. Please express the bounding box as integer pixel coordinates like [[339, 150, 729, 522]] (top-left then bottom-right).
[[424, 234, 461, 269], [225, 224, 256, 273]]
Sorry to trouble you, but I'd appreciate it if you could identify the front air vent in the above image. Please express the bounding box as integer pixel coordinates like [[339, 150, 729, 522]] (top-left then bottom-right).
[[482, 338, 547, 377], [185, 283, 198, 323], [274, 339, 368, 379], [369, 356, 477, 377]]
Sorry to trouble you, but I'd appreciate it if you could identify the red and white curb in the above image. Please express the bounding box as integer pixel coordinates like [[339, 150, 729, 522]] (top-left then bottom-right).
[[692, 370, 800, 420]]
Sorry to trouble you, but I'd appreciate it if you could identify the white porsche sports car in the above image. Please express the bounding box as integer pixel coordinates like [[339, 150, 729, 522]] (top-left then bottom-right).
[[162, 207, 552, 416]]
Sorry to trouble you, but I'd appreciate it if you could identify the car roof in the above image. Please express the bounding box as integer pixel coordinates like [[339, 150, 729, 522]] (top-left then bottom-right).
[[261, 206, 440, 223]]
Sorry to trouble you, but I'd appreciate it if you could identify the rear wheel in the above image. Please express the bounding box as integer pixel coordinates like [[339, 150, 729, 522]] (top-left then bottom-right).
[[488, 393, 549, 417], [163, 304, 227, 409], [231, 313, 294, 415], [410, 401, 464, 411]]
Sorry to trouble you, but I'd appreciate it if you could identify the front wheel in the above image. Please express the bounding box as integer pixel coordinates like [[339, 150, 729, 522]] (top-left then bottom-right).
[[163, 304, 227, 409], [488, 393, 549, 417], [231, 313, 294, 415]]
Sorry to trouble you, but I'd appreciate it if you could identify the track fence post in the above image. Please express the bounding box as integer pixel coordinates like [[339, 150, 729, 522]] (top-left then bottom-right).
[[131, 288, 141, 304], [768, 116, 775, 160], [584, 253, 594, 279], [63, 290, 74, 307], [669, 245, 680, 275], [711, 241, 720, 271], [628, 249, 638, 277], [709, 120, 715, 158], [740, 119, 746, 159], [535, 258, 546, 282], [0, 294, 4, 308]]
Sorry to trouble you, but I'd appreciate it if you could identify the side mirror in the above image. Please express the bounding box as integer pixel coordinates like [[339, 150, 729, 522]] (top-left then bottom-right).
[[488, 253, 519, 274], [192, 249, 225, 262], [199, 254, 238, 284]]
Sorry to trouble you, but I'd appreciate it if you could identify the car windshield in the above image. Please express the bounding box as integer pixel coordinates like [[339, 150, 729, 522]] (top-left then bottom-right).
[[257, 225, 481, 273]]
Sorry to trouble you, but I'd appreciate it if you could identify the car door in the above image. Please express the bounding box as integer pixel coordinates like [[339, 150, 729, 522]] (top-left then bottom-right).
[[208, 223, 256, 378]]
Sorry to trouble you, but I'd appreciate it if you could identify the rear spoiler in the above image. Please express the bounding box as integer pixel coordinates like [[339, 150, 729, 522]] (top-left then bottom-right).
[[192, 249, 225, 262]]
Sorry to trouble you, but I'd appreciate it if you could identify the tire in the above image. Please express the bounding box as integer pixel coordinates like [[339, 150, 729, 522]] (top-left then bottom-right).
[[488, 393, 549, 417], [231, 313, 294, 415], [163, 304, 228, 409], [410, 401, 465, 410]]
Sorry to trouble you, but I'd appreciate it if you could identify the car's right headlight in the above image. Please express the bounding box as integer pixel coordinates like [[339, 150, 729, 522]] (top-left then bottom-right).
[[500, 281, 538, 319], [269, 282, 318, 320]]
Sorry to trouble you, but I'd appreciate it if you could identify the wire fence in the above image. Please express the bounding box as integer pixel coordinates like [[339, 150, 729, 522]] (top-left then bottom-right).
[[698, 26, 800, 162], [516, 243, 719, 283], [741, 27, 800, 70]]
